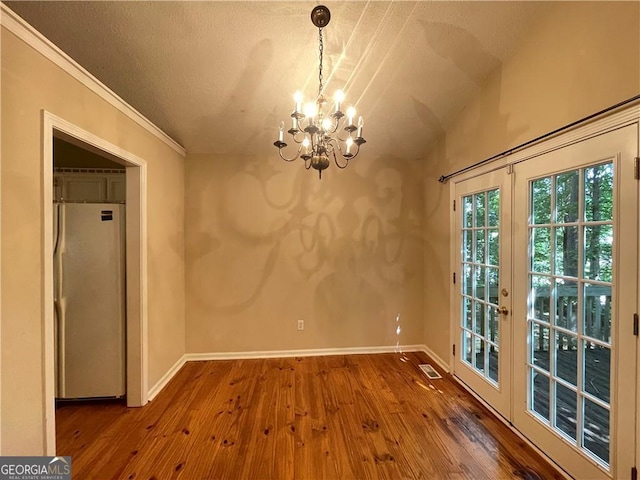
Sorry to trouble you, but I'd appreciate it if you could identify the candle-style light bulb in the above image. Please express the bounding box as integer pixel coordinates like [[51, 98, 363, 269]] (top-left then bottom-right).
[[304, 103, 317, 118], [356, 116, 364, 138], [347, 106, 356, 127], [334, 90, 344, 113], [302, 136, 310, 154], [294, 91, 302, 114], [278, 121, 284, 142], [346, 137, 353, 155], [304, 102, 318, 122]]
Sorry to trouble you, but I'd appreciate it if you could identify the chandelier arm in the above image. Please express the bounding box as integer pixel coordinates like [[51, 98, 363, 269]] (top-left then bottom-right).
[[334, 150, 349, 169], [325, 116, 341, 136], [326, 137, 348, 159], [328, 136, 362, 162], [277, 147, 301, 163], [334, 128, 355, 144], [324, 139, 335, 154], [291, 131, 307, 144], [324, 138, 348, 168], [324, 137, 339, 154]]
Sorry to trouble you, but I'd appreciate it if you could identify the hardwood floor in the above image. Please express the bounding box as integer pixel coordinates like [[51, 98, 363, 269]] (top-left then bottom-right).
[[56, 352, 564, 479]]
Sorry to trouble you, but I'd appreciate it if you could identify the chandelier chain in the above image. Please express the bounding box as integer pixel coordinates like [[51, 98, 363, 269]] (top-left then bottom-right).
[[318, 28, 324, 97]]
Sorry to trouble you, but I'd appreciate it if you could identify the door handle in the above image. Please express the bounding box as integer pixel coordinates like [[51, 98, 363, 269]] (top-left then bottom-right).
[[497, 306, 509, 315], [55, 298, 66, 398]]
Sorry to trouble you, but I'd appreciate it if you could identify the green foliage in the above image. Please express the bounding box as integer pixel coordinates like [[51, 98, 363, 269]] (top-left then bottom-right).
[[529, 162, 613, 343], [530, 162, 613, 282]]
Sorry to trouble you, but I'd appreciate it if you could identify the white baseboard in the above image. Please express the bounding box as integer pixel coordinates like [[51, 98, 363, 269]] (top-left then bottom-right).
[[420, 345, 451, 373], [184, 344, 426, 362], [147, 354, 187, 401], [149, 344, 430, 402]]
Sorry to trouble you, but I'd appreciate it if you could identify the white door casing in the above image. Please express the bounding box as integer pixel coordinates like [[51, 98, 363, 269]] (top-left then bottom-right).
[[42, 111, 148, 455]]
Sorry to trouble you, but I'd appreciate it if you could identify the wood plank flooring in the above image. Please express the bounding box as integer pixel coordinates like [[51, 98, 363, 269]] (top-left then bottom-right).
[[56, 352, 564, 479]]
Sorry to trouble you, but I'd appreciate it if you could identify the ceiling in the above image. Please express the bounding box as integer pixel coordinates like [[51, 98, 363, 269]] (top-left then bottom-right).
[[5, 1, 552, 160]]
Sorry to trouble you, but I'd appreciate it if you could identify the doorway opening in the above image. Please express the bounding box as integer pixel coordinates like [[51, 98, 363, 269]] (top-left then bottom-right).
[[42, 111, 149, 455], [53, 137, 127, 406]]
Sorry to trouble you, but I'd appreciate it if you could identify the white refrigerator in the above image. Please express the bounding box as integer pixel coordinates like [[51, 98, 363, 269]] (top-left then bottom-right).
[[53, 203, 126, 399]]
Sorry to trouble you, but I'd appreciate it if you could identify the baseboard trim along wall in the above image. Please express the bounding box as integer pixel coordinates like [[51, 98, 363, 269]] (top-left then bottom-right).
[[184, 344, 426, 362], [421, 345, 450, 373], [147, 344, 443, 401], [147, 355, 187, 402]]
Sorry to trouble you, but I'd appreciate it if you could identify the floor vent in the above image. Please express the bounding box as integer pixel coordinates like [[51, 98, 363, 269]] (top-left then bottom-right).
[[418, 364, 442, 380]]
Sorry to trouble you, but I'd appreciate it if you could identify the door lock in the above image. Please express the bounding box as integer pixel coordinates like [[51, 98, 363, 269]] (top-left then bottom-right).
[[497, 306, 509, 315]]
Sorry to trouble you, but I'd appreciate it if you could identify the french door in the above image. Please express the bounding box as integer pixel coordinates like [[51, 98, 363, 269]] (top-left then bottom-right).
[[512, 125, 638, 479], [453, 169, 512, 418], [452, 123, 638, 479]]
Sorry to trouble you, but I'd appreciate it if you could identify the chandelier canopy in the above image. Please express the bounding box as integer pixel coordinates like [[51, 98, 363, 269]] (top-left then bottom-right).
[[274, 5, 366, 179]]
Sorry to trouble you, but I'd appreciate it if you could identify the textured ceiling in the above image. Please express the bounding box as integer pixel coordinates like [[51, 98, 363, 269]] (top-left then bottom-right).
[[5, 1, 551, 159]]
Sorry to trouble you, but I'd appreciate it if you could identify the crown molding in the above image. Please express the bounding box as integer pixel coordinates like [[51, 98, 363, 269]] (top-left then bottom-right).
[[1, 3, 186, 157]]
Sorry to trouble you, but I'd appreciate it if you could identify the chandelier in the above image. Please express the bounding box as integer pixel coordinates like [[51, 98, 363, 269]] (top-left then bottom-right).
[[274, 5, 366, 180]]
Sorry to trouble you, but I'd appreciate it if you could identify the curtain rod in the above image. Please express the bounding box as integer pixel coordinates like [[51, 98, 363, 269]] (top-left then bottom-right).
[[438, 94, 640, 184]]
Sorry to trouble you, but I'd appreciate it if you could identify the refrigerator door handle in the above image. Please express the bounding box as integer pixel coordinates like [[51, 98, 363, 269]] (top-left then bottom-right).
[[53, 203, 61, 255], [54, 204, 65, 303], [54, 298, 66, 398], [53, 203, 66, 299], [57, 251, 64, 302]]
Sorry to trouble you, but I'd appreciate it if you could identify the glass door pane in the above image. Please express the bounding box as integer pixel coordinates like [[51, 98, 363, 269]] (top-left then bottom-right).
[[461, 189, 500, 384], [527, 163, 613, 466]]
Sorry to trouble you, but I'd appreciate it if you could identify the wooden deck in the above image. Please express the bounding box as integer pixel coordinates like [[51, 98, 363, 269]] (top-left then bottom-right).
[[531, 346, 610, 464], [55, 352, 564, 479], [477, 346, 610, 464]]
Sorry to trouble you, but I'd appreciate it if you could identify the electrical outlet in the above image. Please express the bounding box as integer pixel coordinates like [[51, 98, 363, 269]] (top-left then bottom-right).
[[297, 319, 304, 331]]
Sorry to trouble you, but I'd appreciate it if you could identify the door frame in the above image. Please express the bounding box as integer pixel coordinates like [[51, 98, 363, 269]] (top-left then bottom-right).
[[448, 103, 640, 475], [41, 111, 149, 454]]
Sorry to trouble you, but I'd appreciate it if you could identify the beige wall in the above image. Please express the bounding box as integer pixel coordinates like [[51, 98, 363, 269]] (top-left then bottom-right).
[[186, 153, 424, 354], [1, 27, 185, 453], [423, 1, 640, 362]]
